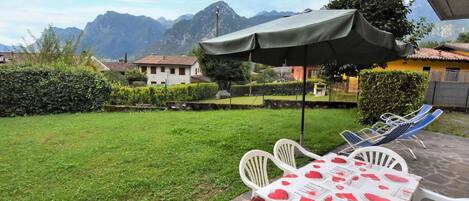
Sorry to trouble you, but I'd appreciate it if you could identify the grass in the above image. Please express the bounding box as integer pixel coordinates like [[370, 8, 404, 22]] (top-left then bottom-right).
[[200, 95, 330, 105], [0, 109, 360, 200], [426, 111, 469, 138]]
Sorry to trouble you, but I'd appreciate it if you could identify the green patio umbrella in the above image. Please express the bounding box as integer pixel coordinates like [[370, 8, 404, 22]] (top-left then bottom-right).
[[199, 9, 414, 145]]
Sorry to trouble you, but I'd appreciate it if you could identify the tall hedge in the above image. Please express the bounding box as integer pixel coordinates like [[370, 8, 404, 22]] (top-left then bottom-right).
[[358, 70, 429, 124], [109, 83, 218, 106], [0, 67, 111, 117], [231, 79, 324, 96]]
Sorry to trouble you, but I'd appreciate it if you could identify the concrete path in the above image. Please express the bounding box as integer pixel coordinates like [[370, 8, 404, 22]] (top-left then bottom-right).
[[232, 131, 469, 200]]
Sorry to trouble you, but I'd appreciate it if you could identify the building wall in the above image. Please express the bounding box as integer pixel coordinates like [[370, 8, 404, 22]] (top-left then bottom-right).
[[138, 63, 201, 85], [291, 66, 321, 80], [451, 50, 469, 57], [384, 59, 469, 82]]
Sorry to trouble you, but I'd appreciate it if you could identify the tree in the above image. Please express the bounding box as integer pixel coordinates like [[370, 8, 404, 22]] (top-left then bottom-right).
[[256, 67, 278, 83], [125, 69, 147, 83], [190, 47, 250, 90], [322, 0, 433, 80], [456, 32, 469, 43], [18, 25, 97, 70]]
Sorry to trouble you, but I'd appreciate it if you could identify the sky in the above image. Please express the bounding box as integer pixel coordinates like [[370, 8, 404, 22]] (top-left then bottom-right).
[[0, 0, 329, 46]]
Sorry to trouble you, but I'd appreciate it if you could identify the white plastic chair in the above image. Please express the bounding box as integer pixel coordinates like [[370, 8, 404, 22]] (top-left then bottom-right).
[[274, 139, 321, 170], [348, 146, 408, 173], [412, 188, 469, 201], [239, 150, 296, 198]]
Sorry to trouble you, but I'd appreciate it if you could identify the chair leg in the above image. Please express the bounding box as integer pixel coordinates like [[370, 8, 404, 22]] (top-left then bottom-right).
[[412, 136, 426, 149], [397, 142, 417, 160]]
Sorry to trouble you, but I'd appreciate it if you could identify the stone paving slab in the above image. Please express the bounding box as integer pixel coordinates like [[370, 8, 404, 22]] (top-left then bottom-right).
[[232, 131, 469, 200]]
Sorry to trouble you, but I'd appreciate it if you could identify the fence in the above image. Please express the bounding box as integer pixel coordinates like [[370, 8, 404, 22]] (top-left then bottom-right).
[[425, 81, 469, 109], [329, 78, 359, 103], [429, 70, 469, 83]]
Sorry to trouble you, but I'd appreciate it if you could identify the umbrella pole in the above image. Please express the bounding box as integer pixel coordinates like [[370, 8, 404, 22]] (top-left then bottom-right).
[[300, 46, 307, 146]]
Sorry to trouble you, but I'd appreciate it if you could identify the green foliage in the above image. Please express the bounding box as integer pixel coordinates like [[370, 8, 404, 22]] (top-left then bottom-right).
[[418, 41, 445, 48], [358, 70, 429, 124], [109, 83, 218, 106], [103, 71, 129, 85], [18, 25, 97, 71], [191, 46, 251, 90], [124, 69, 147, 82], [0, 67, 111, 117], [456, 32, 469, 43], [231, 79, 323, 96], [256, 67, 278, 83]]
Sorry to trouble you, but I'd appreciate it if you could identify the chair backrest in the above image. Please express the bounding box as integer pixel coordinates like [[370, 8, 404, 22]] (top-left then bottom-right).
[[274, 139, 321, 169], [341, 131, 365, 145], [239, 150, 293, 191], [402, 109, 443, 139], [374, 123, 412, 146], [412, 188, 469, 201], [409, 104, 433, 122], [349, 146, 408, 173]]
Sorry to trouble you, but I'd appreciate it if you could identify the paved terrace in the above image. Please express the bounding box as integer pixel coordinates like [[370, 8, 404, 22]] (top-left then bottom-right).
[[233, 131, 469, 200]]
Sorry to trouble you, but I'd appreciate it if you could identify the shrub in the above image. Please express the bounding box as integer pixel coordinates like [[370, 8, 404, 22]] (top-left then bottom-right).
[[125, 69, 147, 82], [358, 70, 429, 124], [103, 71, 129, 85], [0, 67, 111, 117], [109, 83, 218, 106], [230, 79, 324, 96]]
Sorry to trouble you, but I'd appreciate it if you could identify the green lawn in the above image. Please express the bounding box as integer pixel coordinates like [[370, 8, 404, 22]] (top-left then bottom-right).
[[426, 111, 469, 138], [200, 95, 330, 105], [0, 109, 360, 200]]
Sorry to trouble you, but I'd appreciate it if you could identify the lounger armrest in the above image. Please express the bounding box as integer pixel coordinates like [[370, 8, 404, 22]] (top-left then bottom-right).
[[380, 113, 399, 122]]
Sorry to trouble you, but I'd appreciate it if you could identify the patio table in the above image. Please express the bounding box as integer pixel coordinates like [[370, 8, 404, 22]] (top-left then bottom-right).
[[255, 153, 422, 201]]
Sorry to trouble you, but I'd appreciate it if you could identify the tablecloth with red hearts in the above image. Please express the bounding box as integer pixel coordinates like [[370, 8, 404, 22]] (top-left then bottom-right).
[[255, 153, 422, 201]]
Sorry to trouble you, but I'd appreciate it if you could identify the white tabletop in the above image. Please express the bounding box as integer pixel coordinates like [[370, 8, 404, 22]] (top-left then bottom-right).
[[256, 153, 422, 201]]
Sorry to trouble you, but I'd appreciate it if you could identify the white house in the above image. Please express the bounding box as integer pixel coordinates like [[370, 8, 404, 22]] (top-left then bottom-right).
[[133, 55, 206, 85]]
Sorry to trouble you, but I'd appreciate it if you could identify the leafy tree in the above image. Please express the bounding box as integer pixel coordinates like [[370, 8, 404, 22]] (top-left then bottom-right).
[[18, 25, 97, 70], [256, 67, 278, 83], [418, 41, 444, 48], [322, 0, 433, 81], [103, 71, 129, 85], [190, 47, 250, 90], [124, 69, 147, 82], [456, 32, 469, 43]]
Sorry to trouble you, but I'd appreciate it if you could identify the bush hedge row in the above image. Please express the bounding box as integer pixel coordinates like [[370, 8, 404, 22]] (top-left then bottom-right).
[[0, 67, 111, 117], [230, 79, 324, 96], [109, 83, 218, 106], [358, 70, 429, 124]]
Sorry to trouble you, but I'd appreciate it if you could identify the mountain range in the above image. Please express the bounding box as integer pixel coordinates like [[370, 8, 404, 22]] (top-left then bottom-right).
[[8, 0, 468, 60]]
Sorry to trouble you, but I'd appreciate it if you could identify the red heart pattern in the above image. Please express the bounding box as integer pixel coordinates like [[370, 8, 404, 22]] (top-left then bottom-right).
[[378, 185, 389, 190], [336, 185, 344, 190], [355, 161, 366, 166], [361, 173, 380, 181], [283, 173, 298, 178], [332, 176, 345, 182], [331, 157, 347, 164], [281, 181, 290, 186], [336, 193, 358, 201], [359, 168, 367, 172], [384, 174, 409, 183], [313, 159, 325, 163], [308, 191, 316, 196], [268, 189, 289, 200], [300, 197, 314, 201], [324, 195, 333, 201], [305, 171, 323, 179], [364, 193, 390, 201], [352, 176, 360, 181], [313, 165, 321, 169]]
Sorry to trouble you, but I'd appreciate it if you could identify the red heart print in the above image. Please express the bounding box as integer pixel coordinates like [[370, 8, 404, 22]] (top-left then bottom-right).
[[283, 173, 298, 178], [355, 161, 366, 166], [313, 165, 321, 169], [331, 157, 347, 164], [378, 185, 389, 190], [313, 159, 325, 163], [300, 197, 314, 201], [336, 185, 344, 190], [352, 176, 360, 181], [361, 173, 380, 181], [359, 168, 367, 172], [332, 176, 345, 182], [281, 181, 290, 186], [268, 189, 289, 200], [364, 193, 390, 201], [384, 174, 409, 183], [305, 171, 323, 179], [250, 196, 265, 201], [324, 195, 333, 201], [308, 191, 316, 196], [336, 193, 358, 201], [337, 172, 345, 176]]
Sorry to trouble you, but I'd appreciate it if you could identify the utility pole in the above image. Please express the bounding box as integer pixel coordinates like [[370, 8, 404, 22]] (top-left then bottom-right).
[[215, 6, 220, 37]]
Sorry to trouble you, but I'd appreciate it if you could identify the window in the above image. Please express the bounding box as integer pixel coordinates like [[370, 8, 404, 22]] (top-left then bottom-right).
[[307, 69, 313, 79], [170, 68, 175, 74], [151, 81, 157, 85], [181, 82, 186, 84], [179, 68, 186, 75], [150, 66, 157, 74], [422, 66, 431, 73], [161, 67, 165, 72], [161, 82, 166, 85], [445, 68, 460, 82], [141, 66, 147, 73]]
